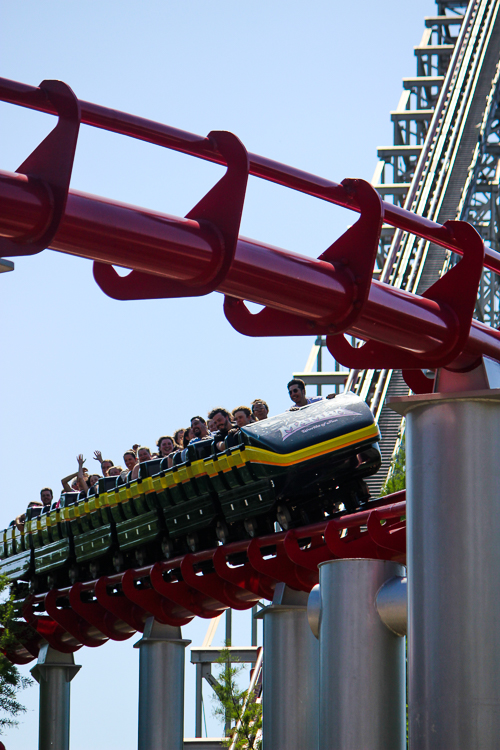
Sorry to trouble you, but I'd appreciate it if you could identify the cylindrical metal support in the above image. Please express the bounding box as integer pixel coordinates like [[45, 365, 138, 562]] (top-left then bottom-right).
[[30, 643, 81, 750], [316, 559, 406, 750], [391, 388, 500, 749], [251, 604, 258, 647], [195, 662, 203, 738], [257, 582, 319, 750], [134, 617, 191, 750]]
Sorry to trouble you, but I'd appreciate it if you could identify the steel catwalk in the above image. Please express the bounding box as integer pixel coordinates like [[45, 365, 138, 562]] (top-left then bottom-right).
[[257, 583, 319, 750], [134, 618, 191, 750], [315, 559, 406, 750], [391, 387, 500, 749], [30, 644, 81, 750]]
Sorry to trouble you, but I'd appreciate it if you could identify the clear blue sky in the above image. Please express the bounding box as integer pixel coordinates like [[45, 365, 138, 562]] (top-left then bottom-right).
[[0, 1, 435, 746]]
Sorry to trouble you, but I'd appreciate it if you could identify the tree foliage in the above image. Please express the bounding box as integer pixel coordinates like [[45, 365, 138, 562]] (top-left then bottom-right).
[[212, 647, 262, 750], [0, 577, 32, 731], [381, 434, 406, 495]]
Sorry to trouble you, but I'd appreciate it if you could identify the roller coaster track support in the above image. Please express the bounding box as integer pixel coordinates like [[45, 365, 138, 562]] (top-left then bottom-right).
[[312, 559, 406, 750], [391, 361, 500, 749], [256, 584, 319, 750], [30, 644, 80, 750], [135, 619, 190, 750]]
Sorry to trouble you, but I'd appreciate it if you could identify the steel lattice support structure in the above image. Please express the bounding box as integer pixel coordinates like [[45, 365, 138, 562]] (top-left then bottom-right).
[[304, 0, 500, 496], [454, 53, 500, 325]]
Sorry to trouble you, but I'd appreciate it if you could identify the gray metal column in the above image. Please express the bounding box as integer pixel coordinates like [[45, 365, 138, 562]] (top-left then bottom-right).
[[251, 605, 258, 646], [224, 609, 232, 737], [134, 617, 191, 750], [391, 385, 500, 749], [314, 559, 406, 750], [30, 643, 81, 750], [194, 661, 203, 738], [257, 582, 319, 750]]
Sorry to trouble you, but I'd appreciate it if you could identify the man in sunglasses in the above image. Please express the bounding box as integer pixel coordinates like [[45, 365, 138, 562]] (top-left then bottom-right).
[[287, 378, 335, 409]]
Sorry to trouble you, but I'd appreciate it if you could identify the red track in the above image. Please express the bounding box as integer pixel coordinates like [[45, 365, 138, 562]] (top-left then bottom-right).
[[1, 78, 500, 386], [8, 493, 405, 664]]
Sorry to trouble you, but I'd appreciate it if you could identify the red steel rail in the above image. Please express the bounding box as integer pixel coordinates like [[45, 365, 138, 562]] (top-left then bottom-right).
[[2, 76, 500, 276], [1, 77, 500, 381], [8, 494, 406, 665], [1, 164, 499, 370]]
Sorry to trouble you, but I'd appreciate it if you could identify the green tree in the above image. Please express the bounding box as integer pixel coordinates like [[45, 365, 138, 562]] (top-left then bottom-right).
[[0, 577, 32, 731], [381, 434, 406, 495], [212, 647, 262, 750]]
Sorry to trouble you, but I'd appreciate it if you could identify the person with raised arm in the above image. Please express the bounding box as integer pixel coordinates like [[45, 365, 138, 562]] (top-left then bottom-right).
[[93, 450, 114, 477]]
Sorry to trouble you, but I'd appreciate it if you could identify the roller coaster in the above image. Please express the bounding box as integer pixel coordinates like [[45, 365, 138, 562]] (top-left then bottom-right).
[[1, 393, 401, 660], [2, 2, 500, 748], [0, 0, 499, 657], [2, 394, 381, 588]]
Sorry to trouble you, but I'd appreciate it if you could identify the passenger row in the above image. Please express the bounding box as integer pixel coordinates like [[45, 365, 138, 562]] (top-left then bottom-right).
[[14, 377, 330, 532], [13, 399, 271, 531], [3, 384, 375, 593]]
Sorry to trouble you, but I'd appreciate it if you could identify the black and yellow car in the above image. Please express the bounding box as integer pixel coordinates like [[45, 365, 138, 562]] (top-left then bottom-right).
[[0, 393, 381, 592]]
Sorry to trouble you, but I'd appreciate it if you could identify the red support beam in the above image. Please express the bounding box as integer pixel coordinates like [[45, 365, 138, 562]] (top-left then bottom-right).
[[1, 168, 500, 368]]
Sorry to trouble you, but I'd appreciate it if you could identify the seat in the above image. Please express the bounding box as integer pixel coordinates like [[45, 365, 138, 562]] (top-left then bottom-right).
[[188, 439, 214, 461], [172, 451, 187, 467], [59, 492, 80, 508], [226, 431, 242, 449], [98, 476, 120, 493], [26, 507, 42, 520], [129, 460, 162, 514], [139, 458, 162, 479]]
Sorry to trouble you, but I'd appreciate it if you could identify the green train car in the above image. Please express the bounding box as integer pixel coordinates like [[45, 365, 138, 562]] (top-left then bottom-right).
[[0, 393, 381, 593]]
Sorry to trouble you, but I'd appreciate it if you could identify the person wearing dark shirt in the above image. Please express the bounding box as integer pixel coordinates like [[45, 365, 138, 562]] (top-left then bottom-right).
[[40, 488, 53, 507], [287, 378, 336, 409], [208, 407, 235, 451]]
